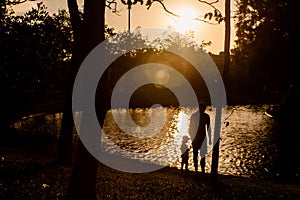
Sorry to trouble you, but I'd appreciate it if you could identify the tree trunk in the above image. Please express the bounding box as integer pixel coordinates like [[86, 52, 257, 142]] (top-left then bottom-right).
[[66, 0, 106, 199], [56, 0, 83, 165], [211, 0, 230, 187], [223, 0, 230, 85]]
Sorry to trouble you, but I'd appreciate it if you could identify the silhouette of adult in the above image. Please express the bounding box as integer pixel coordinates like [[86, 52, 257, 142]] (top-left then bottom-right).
[[189, 102, 212, 173]]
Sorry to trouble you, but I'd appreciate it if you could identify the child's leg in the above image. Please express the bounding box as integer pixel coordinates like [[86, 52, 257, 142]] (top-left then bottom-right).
[[181, 161, 184, 170]]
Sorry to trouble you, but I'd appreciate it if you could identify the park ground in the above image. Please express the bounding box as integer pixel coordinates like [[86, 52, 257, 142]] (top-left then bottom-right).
[[0, 140, 300, 199]]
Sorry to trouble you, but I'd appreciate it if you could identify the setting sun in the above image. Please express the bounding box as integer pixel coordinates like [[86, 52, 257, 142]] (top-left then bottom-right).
[[168, 7, 199, 34]]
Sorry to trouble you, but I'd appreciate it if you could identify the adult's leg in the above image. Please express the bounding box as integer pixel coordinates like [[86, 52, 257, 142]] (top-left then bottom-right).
[[185, 160, 188, 170], [200, 157, 205, 173], [200, 140, 207, 173], [193, 147, 199, 172]]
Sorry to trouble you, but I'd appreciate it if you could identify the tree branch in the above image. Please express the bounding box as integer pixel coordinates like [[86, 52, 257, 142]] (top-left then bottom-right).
[[67, 0, 82, 42], [198, 0, 220, 11], [194, 17, 220, 25], [197, 0, 224, 24], [7, 0, 36, 5], [106, 0, 121, 15], [146, 0, 179, 17], [199, 0, 222, 15]]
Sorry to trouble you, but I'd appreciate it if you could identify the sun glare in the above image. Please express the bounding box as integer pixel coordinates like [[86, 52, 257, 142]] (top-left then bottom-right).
[[168, 7, 198, 34]]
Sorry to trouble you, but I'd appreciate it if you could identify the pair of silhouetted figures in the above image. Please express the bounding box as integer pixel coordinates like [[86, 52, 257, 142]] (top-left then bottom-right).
[[181, 102, 212, 173]]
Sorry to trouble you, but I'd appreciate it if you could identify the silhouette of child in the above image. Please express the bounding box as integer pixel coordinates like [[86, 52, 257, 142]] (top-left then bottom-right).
[[181, 135, 190, 171]]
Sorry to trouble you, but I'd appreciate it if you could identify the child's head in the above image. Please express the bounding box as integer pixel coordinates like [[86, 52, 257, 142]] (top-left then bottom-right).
[[182, 135, 189, 143]]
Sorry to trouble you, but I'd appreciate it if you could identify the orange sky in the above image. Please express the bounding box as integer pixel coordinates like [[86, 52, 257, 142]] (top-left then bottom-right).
[[13, 0, 237, 54]]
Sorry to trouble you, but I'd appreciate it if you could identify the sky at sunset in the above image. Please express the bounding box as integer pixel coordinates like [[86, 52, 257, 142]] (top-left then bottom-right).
[[12, 0, 237, 54]]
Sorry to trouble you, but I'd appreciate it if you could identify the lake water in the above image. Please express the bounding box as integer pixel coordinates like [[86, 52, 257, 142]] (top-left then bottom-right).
[[11, 105, 299, 183]]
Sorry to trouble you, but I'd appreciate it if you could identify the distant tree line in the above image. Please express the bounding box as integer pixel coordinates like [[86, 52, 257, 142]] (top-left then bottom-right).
[[1, 0, 298, 102], [0, 2, 209, 94], [0, 1, 118, 93]]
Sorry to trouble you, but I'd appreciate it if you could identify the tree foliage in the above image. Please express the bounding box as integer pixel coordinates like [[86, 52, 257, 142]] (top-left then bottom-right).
[[233, 0, 300, 96], [0, 3, 72, 91], [0, 2, 117, 92]]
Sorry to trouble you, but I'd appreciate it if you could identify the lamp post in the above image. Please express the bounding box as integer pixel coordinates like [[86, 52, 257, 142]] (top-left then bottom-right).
[[121, 0, 143, 31]]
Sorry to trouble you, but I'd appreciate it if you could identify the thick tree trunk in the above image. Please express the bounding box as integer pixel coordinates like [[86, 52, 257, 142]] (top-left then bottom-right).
[[65, 0, 106, 199], [66, 141, 99, 200]]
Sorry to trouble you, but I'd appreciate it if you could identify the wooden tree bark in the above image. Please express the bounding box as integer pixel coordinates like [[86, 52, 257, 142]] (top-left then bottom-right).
[[56, 0, 83, 165], [66, 0, 106, 197], [223, 0, 230, 84], [56, 0, 106, 199], [211, 0, 230, 187], [57, 0, 106, 164]]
